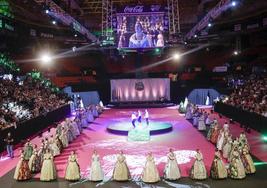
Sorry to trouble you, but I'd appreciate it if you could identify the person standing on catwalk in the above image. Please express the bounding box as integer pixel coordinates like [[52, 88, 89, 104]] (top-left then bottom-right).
[[131, 112, 137, 128], [4, 132, 14, 158]]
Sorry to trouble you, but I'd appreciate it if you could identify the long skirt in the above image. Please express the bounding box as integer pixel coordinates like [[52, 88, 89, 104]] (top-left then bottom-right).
[[65, 162, 81, 181], [210, 160, 227, 179], [14, 160, 31, 180], [90, 161, 104, 181], [113, 162, 130, 181]]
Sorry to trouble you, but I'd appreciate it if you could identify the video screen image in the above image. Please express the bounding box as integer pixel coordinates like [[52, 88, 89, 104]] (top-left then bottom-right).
[[116, 14, 165, 48]]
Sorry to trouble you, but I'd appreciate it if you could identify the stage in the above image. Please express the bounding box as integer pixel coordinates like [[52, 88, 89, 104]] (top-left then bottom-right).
[[107, 120, 173, 135]]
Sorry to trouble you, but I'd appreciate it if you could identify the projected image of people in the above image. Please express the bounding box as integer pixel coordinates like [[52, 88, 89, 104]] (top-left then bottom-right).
[[117, 15, 165, 48], [129, 22, 149, 48]]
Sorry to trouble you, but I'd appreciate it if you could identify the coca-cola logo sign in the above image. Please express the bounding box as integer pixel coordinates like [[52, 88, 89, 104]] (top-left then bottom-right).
[[124, 6, 144, 13]]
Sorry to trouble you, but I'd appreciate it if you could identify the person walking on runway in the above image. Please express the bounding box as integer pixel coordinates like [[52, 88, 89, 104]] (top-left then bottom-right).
[[131, 112, 137, 128]]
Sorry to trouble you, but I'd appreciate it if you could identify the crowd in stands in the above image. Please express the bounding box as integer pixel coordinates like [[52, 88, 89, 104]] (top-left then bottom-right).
[[224, 74, 267, 117], [0, 76, 68, 130]]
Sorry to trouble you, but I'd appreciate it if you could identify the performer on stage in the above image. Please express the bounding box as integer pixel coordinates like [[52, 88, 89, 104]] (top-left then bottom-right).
[[131, 112, 137, 128], [138, 110, 142, 123], [144, 109, 149, 125]]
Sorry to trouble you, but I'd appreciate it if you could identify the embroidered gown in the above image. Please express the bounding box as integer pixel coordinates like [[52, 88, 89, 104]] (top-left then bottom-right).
[[142, 155, 160, 183], [210, 151, 227, 179], [190, 152, 207, 180], [229, 150, 246, 179], [40, 152, 57, 181], [28, 149, 41, 173], [112, 154, 131, 181], [89, 153, 104, 181], [65, 154, 81, 181], [164, 152, 181, 180], [240, 145, 256, 174], [14, 154, 31, 180]]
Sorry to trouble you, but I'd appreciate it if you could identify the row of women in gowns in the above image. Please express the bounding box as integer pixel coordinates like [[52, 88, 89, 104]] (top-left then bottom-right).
[[13, 112, 87, 181]]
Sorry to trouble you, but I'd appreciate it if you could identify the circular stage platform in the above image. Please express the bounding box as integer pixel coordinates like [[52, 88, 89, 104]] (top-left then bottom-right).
[[107, 121, 173, 135]]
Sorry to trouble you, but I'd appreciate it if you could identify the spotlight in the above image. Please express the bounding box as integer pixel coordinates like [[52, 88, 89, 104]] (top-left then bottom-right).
[[194, 34, 197, 38], [262, 135, 267, 142], [45, 9, 49, 14], [173, 53, 181, 60], [184, 41, 187, 45], [72, 46, 77, 52], [74, 34, 78, 37], [52, 20, 56, 25], [208, 23, 212, 27], [40, 53, 52, 64], [233, 51, 238, 55], [231, 1, 237, 7]]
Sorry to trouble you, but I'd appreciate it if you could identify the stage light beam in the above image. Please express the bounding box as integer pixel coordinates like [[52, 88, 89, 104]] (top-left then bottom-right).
[[40, 53, 52, 65], [232, 1, 237, 7], [173, 53, 181, 60]]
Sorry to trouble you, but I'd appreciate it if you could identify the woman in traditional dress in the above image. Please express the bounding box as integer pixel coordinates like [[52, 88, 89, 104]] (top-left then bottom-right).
[[23, 139, 33, 161], [65, 151, 81, 181], [55, 134, 63, 153], [239, 132, 249, 149], [216, 129, 226, 151], [59, 125, 69, 148], [229, 138, 239, 162], [74, 116, 82, 133], [190, 149, 207, 180], [81, 110, 88, 128], [14, 150, 31, 180], [86, 108, 94, 123], [70, 119, 80, 137], [66, 123, 75, 143], [198, 114, 206, 131], [240, 144, 256, 174], [142, 152, 160, 183], [164, 148, 181, 180], [40, 149, 57, 181], [49, 135, 60, 157], [185, 106, 193, 120], [207, 119, 217, 141], [28, 145, 41, 173], [89, 149, 104, 181], [229, 147, 246, 179], [223, 135, 232, 160], [210, 124, 220, 144], [112, 150, 131, 181], [210, 149, 227, 179]]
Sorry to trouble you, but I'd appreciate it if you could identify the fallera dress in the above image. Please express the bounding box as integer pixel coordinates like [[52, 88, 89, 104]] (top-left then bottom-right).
[[40, 152, 57, 181], [142, 155, 160, 183], [112, 154, 131, 181], [164, 152, 181, 180], [65, 154, 81, 181], [89, 154, 104, 181], [190, 152, 207, 180]]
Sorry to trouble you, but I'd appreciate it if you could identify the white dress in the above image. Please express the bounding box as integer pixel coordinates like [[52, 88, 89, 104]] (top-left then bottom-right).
[[40, 153, 57, 181], [89, 154, 104, 181], [65, 154, 80, 181], [112, 154, 130, 181], [216, 130, 225, 151], [164, 152, 181, 180], [190, 152, 207, 180], [142, 155, 160, 183], [198, 115, 206, 131]]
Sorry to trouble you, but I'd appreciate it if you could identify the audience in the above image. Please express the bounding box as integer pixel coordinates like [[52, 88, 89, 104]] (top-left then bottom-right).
[[0, 76, 67, 130], [224, 74, 267, 117]]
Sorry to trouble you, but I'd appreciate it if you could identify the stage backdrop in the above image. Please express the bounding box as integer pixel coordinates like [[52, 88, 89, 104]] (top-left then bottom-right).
[[110, 78, 170, 102]]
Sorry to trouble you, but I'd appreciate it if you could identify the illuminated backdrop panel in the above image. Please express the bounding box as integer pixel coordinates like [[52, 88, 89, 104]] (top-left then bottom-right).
[[110, 78, 170, 102]]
